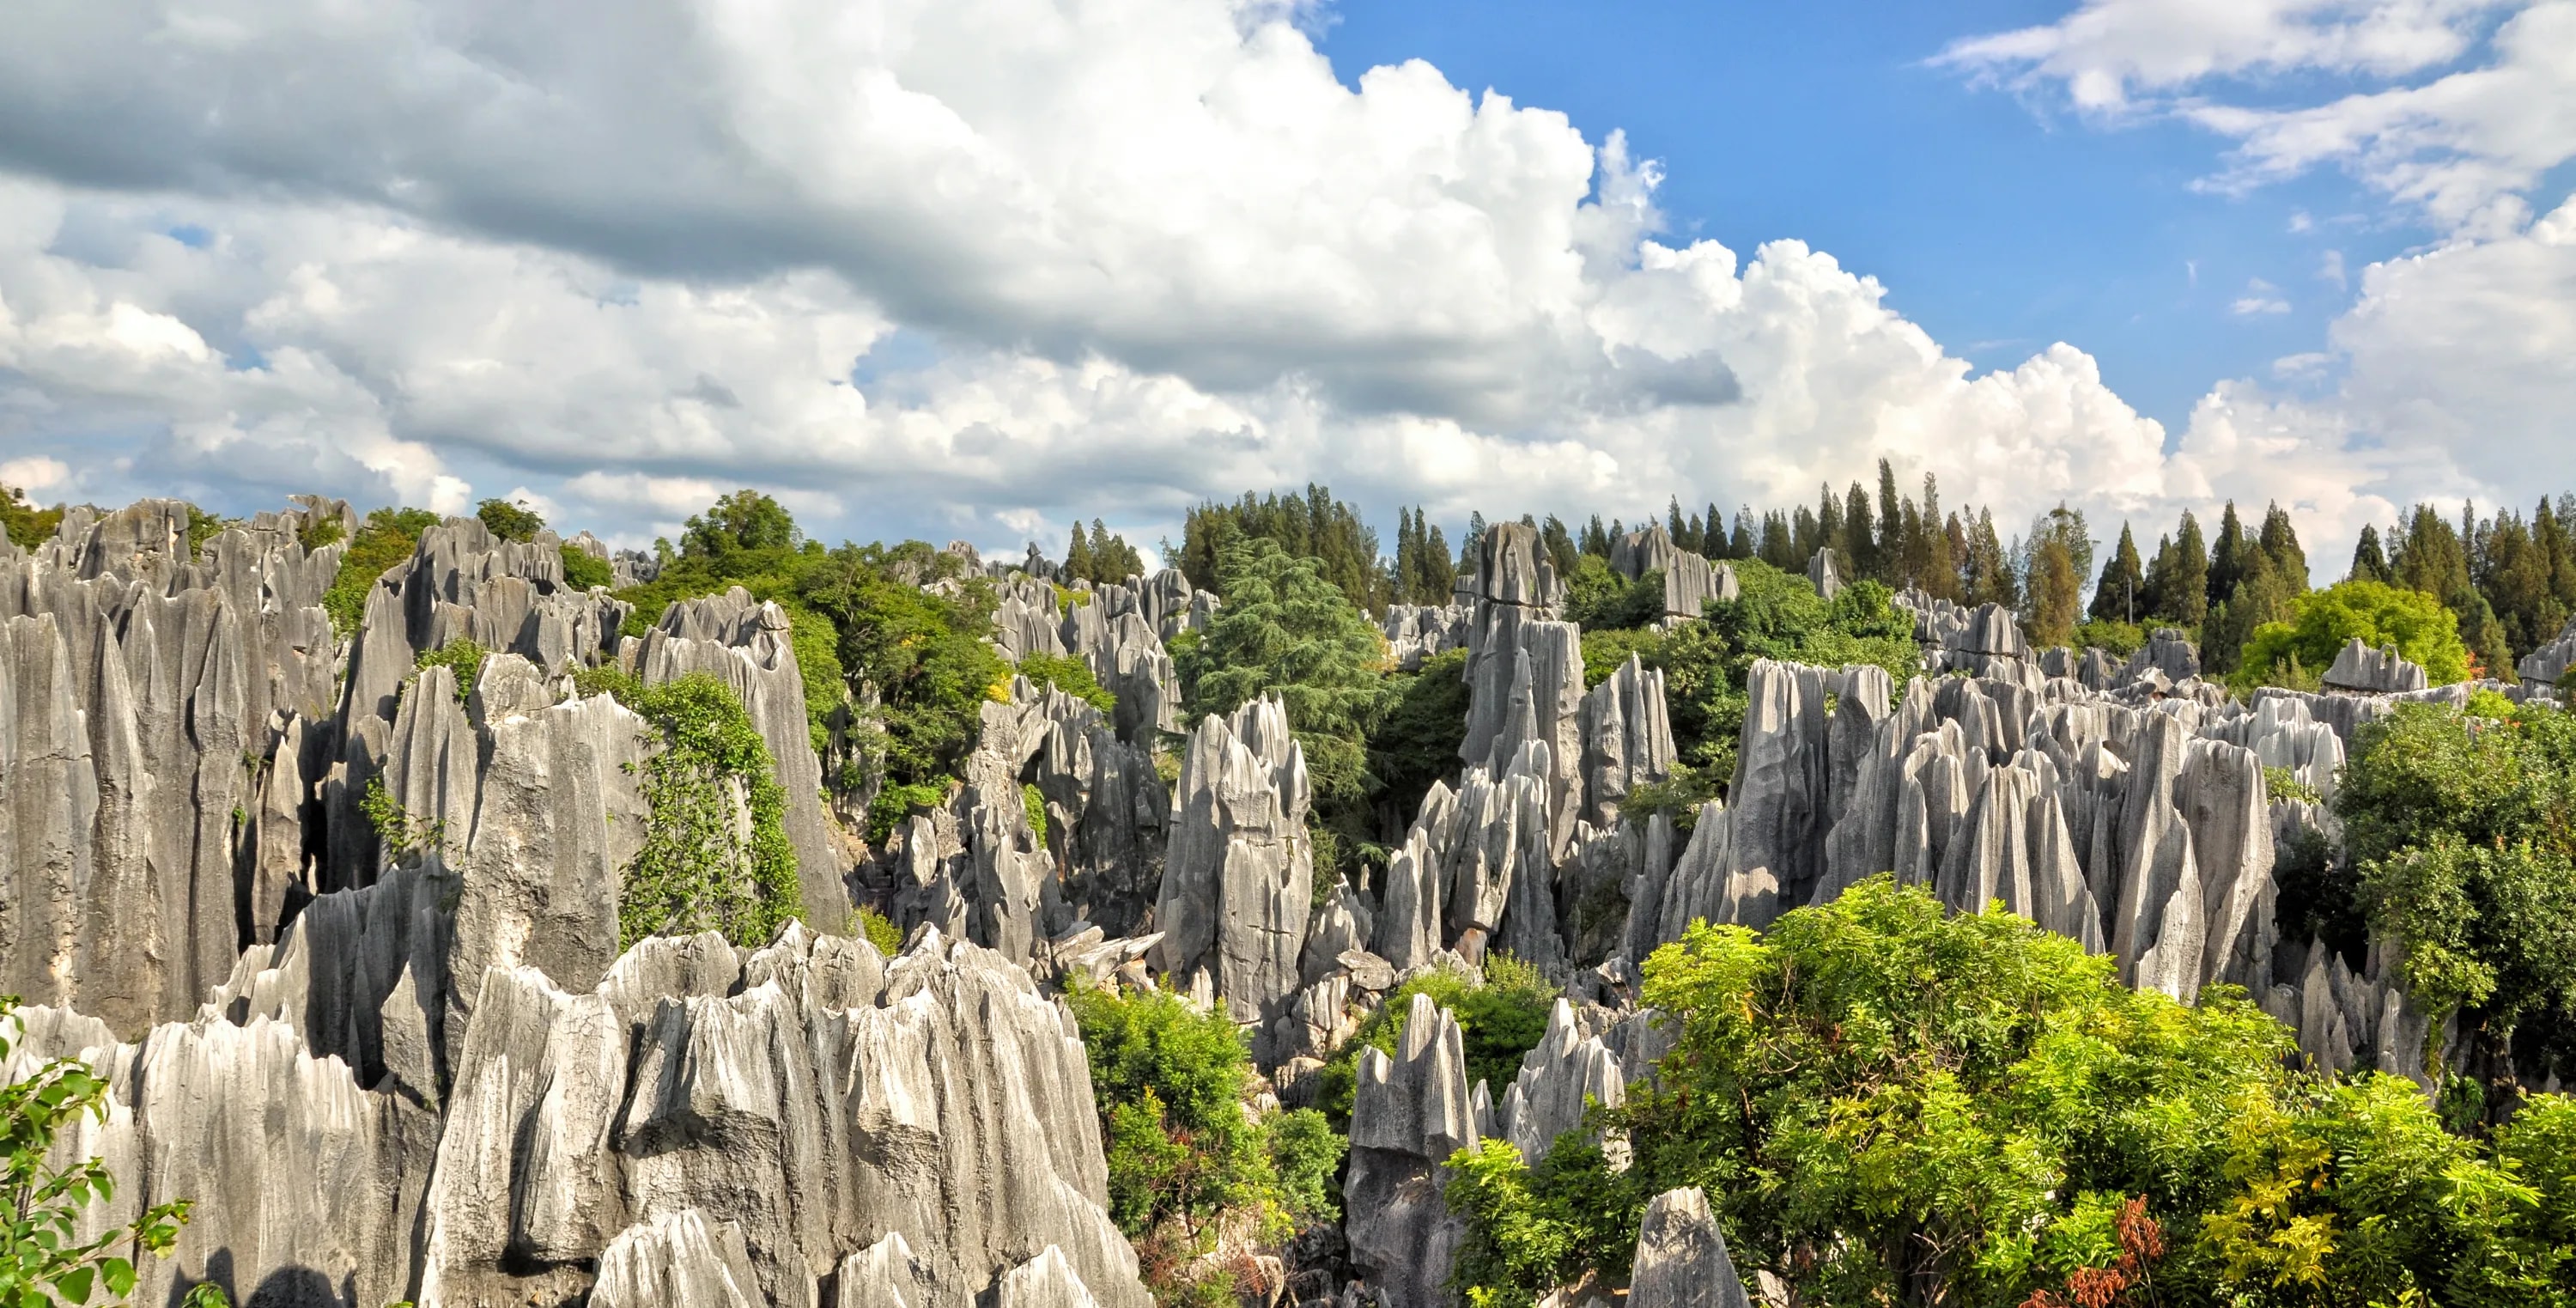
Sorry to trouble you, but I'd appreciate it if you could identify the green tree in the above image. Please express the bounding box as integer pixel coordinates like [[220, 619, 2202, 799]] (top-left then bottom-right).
[[2237, 579, 2473, 689], [1306, 955, 1560, 1129], [474, 496, 544, 543], [2208, 501, 2251, 611], [2349, 524, 2392, 584], [2090, 523, 2147, 624], [1171, 484, 1389, 613], [1366, 648, 1472, 835], [2202, 548, 2294, 678], [0, 485, 64, 552], [2025, 533, 2081, 648], [683, 489, 799, 558], [1445, 879, 2576, 1308], [1065, 982, 1345, 1302], [319, 507, 442, 636], [2257, 500, 2309, 594], [2147, 510, 2209, 628], [558, 544, 613, 590]]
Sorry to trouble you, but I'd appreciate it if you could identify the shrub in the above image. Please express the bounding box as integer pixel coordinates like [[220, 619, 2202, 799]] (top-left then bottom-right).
[[412, 638, 487, 704], [2238, 579, 2472, 688], [559, 543, 613, 590], [1365, 648, 1471, 830], [582, 670, 803, 949], [1444, 877, 2576, 1308], [2071, 619, 2148, 657], [1018, 651, 1117, 715], [321, 507, 441, 636], [1, 484, 64, 551], [475, 496, 544, 542], [854, 906, 904, 957], [1309, 954, 1559, 1129]]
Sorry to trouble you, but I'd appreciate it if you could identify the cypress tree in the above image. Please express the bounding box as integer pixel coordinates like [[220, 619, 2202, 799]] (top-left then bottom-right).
[[2207, 502, 2250, 611], [1818, 484, 1846, 569], [1540, 514, 1579, 579], [2204, 548, 2292, 677], [2027, 534, 2081, 647], [2348, 525, 2391, 584], [2164, 512, 2209, 627], [1065, 521, 1095, 585], [1729, 508, 1755, 561], [1424, 521, 1455, 599], [2257, 502, 2308, 593], [1966, 510, 2017, 608], [1876, 459, 1904, 573], [1667, 496, 1687, 546], [2091, 523, 2147, 624], [1844, 482, 1877, 581]]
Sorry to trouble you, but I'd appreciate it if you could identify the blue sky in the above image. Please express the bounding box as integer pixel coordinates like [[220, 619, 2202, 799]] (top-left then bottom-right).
[[1324, 0, 2440, 439], [0, 0, 2570, 569]]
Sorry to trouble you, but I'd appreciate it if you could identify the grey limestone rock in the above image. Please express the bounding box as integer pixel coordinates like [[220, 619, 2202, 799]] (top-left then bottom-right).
[[1806, 547, 1842, 599], [2322, 637, 2428, 694], [1151, 697, 1314, 1038], [1628, 1187, 1751, 1308], [1497, 999, 1625, 1166], [1383, 601, 1472, 671], [590, 1210, 764, 1308], [1579, 654, 1674, 828], [2520, 617, 2576, 686], [1346, 993, 1478, 1308]]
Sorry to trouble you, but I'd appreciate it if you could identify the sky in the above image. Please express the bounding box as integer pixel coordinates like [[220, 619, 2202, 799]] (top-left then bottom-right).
[[0, 0, 2571, 581]]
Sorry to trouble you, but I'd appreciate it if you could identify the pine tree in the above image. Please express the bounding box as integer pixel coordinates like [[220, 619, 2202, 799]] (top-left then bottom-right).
[[1729, 508, 1755, 561], [1423, 521, 1455, 600], [2091, 523, 2147, 624], [2158, 511, 2209, 627], [1931, 512, 1969, 603], [2208, 502, 2251, 612], [2027, 534, 2081, 647], [1761, 511, 1797, 569], [1540, 514, 1579, 580], [1065, 521, 1095, 585], [1966, 510, 2017, 608], [2203, 548, 2292, 677], [1876, 459, 1904, 574], [1844, 482, 1878, 581], [2257, 502, 2308, 593], [1791, 505, 1821, 563], [1818, 485, 1846, 570], [1668, 496, 1687, 546], [2349, 525, 2391, 584], [2536, 497, 2576, 621]]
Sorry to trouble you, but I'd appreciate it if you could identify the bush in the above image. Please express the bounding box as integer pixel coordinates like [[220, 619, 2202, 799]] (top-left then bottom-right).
[[854, 906, 904, 957], [1309, 954, 1559, 1129], [559, 543, 613, 590], [581, 670, 803, 949], [2239, 579, 2473, 688], [1018, 650, 1117, 715], [412, 638, 486, 704], [1064, 980, 1340, 1305], [476, 496, 544, 542], [1, 484, 64, 551], [320, 507, 440, 636], [2071, 618, 2147, 657], [1445, 877, 2576, 1308]]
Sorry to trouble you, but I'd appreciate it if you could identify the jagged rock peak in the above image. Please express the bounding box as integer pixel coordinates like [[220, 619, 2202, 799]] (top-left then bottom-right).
[[2323, 637, 2429, 694], [1629, 1187, 1753, 1308]]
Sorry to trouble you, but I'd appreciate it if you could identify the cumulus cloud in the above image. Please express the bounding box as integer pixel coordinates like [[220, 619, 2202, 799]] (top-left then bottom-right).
[[0, 0, 2549, 578]]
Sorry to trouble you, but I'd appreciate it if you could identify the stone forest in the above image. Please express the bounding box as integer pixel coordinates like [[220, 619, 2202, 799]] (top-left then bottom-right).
[[7, 477, 2576, 1308]]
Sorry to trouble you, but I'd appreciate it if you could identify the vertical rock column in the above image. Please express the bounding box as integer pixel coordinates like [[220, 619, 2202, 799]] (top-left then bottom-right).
[[1149, 697, 1313, 1047]]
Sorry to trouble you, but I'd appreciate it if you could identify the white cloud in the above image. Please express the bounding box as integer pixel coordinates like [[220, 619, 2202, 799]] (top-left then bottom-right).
[[2232, 278, 2293, 313], [1946, 0, 2575, 233], [1936, 0, 2511, 112], [0, 0, 2545, 576], [0, 454, 68, 494]]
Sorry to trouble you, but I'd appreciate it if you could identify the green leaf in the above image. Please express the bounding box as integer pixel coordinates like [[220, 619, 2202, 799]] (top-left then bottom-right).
[[100, 1257, 133, 1297], [51, 1265, 93, 1304]]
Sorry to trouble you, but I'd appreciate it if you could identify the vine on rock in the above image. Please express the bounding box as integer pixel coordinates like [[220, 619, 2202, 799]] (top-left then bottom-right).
[[577, 668, 803, 949]]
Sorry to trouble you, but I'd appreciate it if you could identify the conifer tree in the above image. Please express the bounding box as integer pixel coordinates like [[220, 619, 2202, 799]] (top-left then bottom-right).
[[2207, 502, 2250, 611], [1966, 509, 2017, 607], [2091, 523, 2146, 624], [2203, 548, 2292, 677], [2257, 501, 2308, 593], [1729, 508, 1755, 561], [1876, 459, 1903, 573], [1065, 521, 1095, 585], [2349, 525, 2391, 584], [1844, 482, 1878, 581], [2027, 534, 2081, 647], [2156, 511, 2209, 627]]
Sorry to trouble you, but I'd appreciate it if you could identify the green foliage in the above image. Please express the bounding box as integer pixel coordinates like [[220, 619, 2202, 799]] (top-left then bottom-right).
[[358, 777, 448, 864], [0, 997, 204, 1308], [1444, 1138, 1634, 1308], [1618, 764, 1723, 831], [1023, 782, 1049, 844], [1309, 956, 1560, 1129], [1171, 484, 1389, 613], [865, 781, 950, 845], [321, 507, 440, 636], [2361, 834, 2576, 1044], [183, 506, 233, 558], [1448, 877, 2576, 1308], [2238, 579, 2473, 689], [1561, 557, 1666, 631], [1064, 980, 1336, 1277], [558, 543, 612, 591], [296, 514, 343, 551], [1365, 648, 1471, 830], [2469, 688, 2518, 719], [0, 486, 64, 551], [2073, 618, 2148, 657], [1016, 651, 1117, 715], [854, 906, 905, 958], [2263, 766, 2322, 805], [1061, 520, 1146, 587], [474, 496, 544, 542], [798, 544, 1007, 798], [683, 489, 799, 557], [1180, 536, 1399, 881], [411, 639, 486, 704], [581, 671, 804, 950]]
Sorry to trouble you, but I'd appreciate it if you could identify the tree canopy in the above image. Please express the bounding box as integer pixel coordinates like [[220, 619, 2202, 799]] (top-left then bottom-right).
[[2238, 578, 2473, 688]]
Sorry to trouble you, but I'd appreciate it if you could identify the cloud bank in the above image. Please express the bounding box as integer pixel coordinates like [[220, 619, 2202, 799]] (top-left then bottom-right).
[[0, 0, 2563, 580]]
